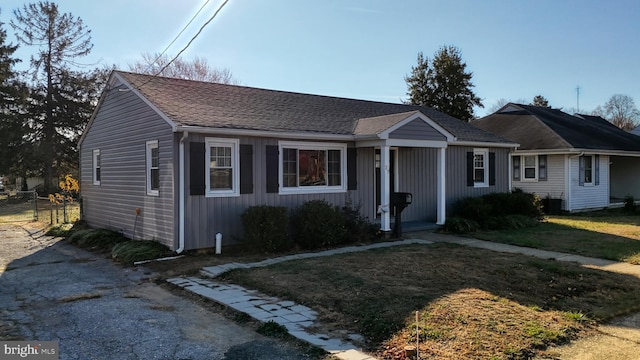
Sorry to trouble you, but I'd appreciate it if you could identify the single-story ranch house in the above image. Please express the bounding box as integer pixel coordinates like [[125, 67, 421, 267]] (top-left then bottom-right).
[[474, 103, 640, 212], [79, 71, 516, 251]]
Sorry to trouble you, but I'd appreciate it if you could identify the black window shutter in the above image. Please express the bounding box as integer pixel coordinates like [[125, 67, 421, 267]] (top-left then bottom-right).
[[189, 142, 205, 195], [466, 152, 474, 187], [266, 145, 279, 193], [578, 156, 585, 186], [240, 144, 253, 194], [512, 156, 520, 181], [347, 148, 357, 190], [594, 154, 600, 185], [538, 155, 547, 181], [489, 152, 496, 186]]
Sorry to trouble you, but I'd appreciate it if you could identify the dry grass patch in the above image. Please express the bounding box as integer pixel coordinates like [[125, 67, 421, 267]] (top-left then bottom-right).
[[58, 292, 102, 303], [222, 243, 640, 359]]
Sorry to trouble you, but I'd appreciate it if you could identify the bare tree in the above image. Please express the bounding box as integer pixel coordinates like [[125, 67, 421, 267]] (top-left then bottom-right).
[[593, 94, 640, 131], [485, 98, 528, 114], [129, 52, 238, 84]]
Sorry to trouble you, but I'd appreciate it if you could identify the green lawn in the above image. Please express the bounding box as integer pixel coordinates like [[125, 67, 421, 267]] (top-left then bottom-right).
[[472, 213, 640, 264]]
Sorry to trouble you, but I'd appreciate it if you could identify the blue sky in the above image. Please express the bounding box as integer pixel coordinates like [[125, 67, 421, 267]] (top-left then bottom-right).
[[2, 0, 639, 117]]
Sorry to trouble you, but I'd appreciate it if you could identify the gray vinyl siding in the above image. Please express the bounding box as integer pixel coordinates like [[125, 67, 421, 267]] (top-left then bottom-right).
[[390, 119, 447, 141], [445, 145, 511, 213], [80, 88, 176, 249], [395, 147, 439, 221], [512, 154, 566, 208], [184, 135, 361, 250]]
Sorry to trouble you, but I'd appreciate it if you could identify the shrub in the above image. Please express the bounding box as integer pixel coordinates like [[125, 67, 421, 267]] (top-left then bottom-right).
[[241, 205, 291, 253], [291, 199, 347, 249], [342, 195, 378, 244], [67, 228, 127, 252], [111, 240, 172, 264], [449, 190, 543, 233], [624, 195, 636, 213], [443, 217, 480, 233]]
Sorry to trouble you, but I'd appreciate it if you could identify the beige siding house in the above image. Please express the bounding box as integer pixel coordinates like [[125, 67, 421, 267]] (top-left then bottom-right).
[[474, 104, 640, 212]]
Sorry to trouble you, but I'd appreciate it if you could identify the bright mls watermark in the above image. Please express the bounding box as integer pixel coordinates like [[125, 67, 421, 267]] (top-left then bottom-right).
[[1, 341, 58, 359]]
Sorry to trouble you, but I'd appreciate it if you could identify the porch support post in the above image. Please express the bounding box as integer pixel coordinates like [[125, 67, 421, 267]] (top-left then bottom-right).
[[380, 145, 391, 232], [436, 147, 446, 225]]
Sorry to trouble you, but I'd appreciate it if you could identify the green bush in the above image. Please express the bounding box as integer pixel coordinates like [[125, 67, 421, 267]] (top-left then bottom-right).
[[342, 195, 378, 244], [67, 228, 127, 251], [443, 217, 480, 233], [241, 205, 291, 252], [291, 199, 347, 249], [111, 240, 171, 264], [449, 190, 543, 233], [624, 195, 636, 213]]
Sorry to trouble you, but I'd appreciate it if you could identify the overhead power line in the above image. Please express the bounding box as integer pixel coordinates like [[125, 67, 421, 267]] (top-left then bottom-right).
[[153, 0, 230, 77], [145, 0, 213, 72]]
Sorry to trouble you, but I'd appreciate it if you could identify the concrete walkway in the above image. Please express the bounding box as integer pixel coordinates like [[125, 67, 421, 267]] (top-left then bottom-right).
[[168, 233, 640, 360]]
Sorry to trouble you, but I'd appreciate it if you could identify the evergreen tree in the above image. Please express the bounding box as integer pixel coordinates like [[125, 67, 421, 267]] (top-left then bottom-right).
[[531, 95, 550, 107], [405, 45, 483, 121], [11, 1, 97, 192], [0, 10, 28, 178]]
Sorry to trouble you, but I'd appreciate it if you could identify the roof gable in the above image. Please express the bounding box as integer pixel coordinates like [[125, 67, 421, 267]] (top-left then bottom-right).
[[475, 103, 640, 152]]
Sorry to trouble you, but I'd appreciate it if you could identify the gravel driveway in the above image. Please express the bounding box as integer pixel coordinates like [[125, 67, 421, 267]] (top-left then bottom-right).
[[0, 223, 311, 360]]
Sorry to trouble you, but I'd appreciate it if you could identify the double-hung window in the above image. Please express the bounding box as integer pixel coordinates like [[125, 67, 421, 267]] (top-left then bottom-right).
[[146, 140, 159, 195], [279, 141, 346, 194], [92, 149, 101, 185], [522, 155, 537, 181], [583, 155, 593, 184], [206, 138, 239, 197], [473, 148, 489, 187]]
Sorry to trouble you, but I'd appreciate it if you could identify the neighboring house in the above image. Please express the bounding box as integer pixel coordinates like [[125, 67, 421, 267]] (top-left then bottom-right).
[[78, 71, 516, 252], [474, 103, 640, 212]]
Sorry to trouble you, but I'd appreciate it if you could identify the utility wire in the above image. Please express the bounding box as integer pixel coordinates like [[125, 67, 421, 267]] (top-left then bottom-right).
[[153, 0, 230, 77], [145, 0, 212, 73]]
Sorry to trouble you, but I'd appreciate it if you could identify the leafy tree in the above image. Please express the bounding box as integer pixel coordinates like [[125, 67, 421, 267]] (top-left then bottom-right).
[[11, 1, 100, 192], [592, 94, 640, 131], [128, 52, 238, 84], [0, 11, 28, 178], [405, 45, 483, 121], [530, 95, 550, 107]]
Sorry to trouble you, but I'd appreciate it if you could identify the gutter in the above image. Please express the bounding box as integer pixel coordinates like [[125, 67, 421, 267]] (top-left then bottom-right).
[[177, 131, 189, 253]]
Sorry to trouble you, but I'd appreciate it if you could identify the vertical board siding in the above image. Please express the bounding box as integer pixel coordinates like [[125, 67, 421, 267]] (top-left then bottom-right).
[[395, 147, 438, 221], [570, 155, 609, 210], [512, 154, 566, 208], [80, 87, 176, 249], [389, 119, 447, 141], [445, 146, 510, 213]]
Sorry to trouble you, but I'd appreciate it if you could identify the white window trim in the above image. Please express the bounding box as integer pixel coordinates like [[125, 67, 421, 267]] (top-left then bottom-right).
[[583, 155, 595, 186], [521, 155, 538, 182], [473, 148, 489, 188], [205, 137, 240, 197], [146, 140, 159, 196], [92, 149, 101, 185], [278, 141, 347, 195]]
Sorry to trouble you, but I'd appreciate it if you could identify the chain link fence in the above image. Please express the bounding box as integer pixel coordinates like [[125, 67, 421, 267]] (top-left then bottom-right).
[[0, 190, 80, 224]]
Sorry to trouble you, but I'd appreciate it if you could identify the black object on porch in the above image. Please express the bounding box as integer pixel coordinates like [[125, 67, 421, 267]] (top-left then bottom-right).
[[392, 192, 412, 237]]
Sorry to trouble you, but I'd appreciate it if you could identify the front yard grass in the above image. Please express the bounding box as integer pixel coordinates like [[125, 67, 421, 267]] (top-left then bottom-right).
[[221, 243, 640, 359], [472, 214, 640, 264]]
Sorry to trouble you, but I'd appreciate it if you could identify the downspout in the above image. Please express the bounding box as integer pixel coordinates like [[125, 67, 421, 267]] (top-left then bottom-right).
[[177, 131, 189, 253]]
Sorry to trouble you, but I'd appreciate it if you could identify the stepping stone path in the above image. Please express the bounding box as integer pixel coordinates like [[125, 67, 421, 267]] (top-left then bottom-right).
[[168, 239, 432, 360]]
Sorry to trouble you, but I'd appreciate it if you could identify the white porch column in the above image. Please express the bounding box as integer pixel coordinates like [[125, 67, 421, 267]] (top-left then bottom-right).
[[436, 147, 446, 225], [380, 145, 391, 232]]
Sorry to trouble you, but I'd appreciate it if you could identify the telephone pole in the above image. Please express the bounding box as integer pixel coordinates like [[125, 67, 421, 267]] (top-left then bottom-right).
[[576, 86, 581, 113]]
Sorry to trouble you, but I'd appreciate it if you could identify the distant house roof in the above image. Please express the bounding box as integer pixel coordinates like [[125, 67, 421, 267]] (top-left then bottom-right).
[[632, 124, 640, 136], [112, 71, 510, 144], [473, 103, 640, 152]]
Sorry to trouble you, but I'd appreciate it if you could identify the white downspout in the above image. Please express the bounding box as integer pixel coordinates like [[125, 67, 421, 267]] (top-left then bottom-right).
[[177, 131, 188, 253]]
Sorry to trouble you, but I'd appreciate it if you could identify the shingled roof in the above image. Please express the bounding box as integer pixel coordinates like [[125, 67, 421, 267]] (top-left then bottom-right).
[[474, 103, 640, 152], [114, 71, 508, 143]]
